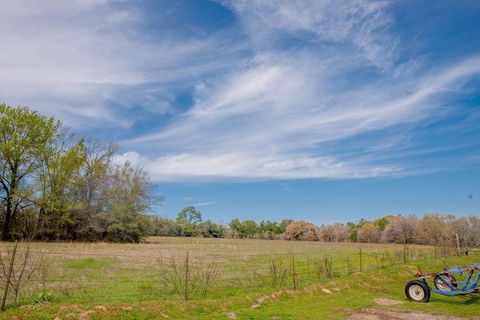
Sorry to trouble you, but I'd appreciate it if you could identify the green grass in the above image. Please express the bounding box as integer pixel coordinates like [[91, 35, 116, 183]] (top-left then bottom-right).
[[0, 238, 476, 319], [66, 257, 116, 269]]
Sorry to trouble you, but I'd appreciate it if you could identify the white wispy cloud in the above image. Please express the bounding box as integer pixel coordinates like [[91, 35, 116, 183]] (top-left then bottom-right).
[[123, 49, 480, 181], [190, 201, 222, 207], [0, 0, 243, 128], [220, 0, 397, 69]]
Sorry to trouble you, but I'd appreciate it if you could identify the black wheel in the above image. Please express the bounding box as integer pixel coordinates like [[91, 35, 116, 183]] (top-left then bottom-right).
[[405, 280, 430, 303], [434, 274, 457, 291]]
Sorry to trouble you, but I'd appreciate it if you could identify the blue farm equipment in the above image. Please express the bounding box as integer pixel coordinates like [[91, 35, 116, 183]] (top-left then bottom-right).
[[405, 264, 480, 302]]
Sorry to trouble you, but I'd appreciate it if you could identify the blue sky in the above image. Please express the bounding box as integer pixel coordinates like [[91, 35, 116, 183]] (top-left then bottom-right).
[[1, 0, 479, 224]]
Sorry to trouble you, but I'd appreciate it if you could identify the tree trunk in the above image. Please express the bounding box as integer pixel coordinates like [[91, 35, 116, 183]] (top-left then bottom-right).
[[2, 199, 12, 241], [2, 177, 17, 241], [2, 170, 18, 241]]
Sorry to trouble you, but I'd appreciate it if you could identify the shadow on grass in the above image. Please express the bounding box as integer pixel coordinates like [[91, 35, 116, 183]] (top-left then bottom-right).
[[431, 294, 480, 306]]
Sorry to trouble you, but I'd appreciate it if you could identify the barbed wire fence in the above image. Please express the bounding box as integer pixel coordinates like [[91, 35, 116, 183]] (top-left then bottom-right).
[[0, 241, 461, 311]]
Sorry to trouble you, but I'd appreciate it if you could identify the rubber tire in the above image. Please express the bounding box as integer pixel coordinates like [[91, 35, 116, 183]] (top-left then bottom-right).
[[434, 274, 457, 291], [405, 280, 430, 303]]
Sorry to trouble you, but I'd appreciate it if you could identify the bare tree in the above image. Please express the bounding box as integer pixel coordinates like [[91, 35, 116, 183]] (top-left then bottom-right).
[[284, 221, 320, 241], [0, 244, 38, 305], [381, 215, 417, 244], [412, 215, 443, 245], [319, 223, 351, 242]]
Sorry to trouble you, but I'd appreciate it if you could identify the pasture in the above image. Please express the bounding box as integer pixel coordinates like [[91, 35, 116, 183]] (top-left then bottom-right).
[[0, 237, 477, 319]]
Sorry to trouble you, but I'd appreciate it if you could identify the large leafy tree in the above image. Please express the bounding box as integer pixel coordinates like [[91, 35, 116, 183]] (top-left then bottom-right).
[[177, 206, 202, 224], [176, 206, 203, 237], [36, 131, 86, 239], [0, 104, 59, 240]]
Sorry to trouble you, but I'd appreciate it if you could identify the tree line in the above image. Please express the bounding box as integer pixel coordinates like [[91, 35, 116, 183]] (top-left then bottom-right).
[[148, 206, 293, 239], [0, 104, 155, 242], [150, 212, 480, 248], [283, 214, 480, 248]]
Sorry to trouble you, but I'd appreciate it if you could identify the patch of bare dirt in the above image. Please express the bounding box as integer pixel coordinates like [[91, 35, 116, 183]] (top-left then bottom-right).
[[347, 308, 470, 320], [77, 310, 96, 320], [252, 290, 294, 309], [94, 305, 107, 311], [121, 304, 133, 310], [251, 282, 344, 308]]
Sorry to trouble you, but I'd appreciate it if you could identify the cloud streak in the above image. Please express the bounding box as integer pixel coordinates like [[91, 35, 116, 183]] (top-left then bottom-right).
[[220, 0, 397, 69], [123, 49, 480, 181], [0, 0, 244, 129], [191, 201, 222, 207]]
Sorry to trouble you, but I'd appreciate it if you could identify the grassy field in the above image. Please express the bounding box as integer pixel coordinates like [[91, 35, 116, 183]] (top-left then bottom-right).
[[0, 237, 477, 319]]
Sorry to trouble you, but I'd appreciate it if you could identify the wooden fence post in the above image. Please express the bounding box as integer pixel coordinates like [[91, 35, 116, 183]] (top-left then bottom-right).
[[184, 251, 189, 301], [307, 255, 310, 280], [1, 241, 18, 311], [291, 254, 297, 290], [455, 234, 461, 254]]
